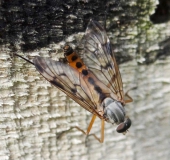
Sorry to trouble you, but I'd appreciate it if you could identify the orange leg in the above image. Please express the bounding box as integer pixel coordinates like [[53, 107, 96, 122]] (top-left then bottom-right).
[[75, 115, 105, 143], [124, 86, 137, 103], [74, 114, 96, 135], [89, 119, 105, 143], [124, 92, 133, 103], [57, 115, 96, 140]]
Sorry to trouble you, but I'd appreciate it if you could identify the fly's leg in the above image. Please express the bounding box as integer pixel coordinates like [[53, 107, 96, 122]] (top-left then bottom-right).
[[124, 86, 137, 103], [124, 92, 133, 103], [74, 114, 96, 135], [57, 115, 96, 140], [75, 115, 105, 143], [57, 115, 105, 143], [88, 119, 105, 143]]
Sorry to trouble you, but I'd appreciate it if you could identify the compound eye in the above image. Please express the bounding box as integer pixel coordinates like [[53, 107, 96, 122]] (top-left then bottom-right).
[[116, 118, 131, 133]]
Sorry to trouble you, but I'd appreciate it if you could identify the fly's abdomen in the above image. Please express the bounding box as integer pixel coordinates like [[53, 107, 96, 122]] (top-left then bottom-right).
[[63, 45, 87, 72], [63, 45, 111, 112]]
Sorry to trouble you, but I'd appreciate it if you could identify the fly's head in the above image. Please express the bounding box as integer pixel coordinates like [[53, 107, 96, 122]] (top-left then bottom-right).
[[116, 117, 131, 133]]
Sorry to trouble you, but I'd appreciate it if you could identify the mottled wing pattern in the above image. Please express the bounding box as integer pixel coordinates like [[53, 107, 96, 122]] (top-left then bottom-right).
[[79, 20, 124, 102], [33, 57, 100, 116]]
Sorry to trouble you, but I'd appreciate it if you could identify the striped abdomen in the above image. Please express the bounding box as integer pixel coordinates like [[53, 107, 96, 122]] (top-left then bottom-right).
[[63, 45, 87, 73]]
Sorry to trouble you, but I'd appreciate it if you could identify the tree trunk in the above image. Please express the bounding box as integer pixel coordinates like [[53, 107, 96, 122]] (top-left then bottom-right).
[[0, 0, 170, 160]]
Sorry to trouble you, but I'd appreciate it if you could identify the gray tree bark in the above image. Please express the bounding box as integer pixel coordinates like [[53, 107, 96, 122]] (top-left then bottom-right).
[[0, 0, 170, 160]]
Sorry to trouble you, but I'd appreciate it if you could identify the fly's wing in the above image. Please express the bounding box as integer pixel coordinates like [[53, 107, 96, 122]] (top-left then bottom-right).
[[33, 57, 101, 116], [79, 20, 126, 102]]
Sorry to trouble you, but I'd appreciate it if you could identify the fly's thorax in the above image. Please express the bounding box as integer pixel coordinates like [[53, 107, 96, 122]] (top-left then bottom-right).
[[102, 97, 125, 124]]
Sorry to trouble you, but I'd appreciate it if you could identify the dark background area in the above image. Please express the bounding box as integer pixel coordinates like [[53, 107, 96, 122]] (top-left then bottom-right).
[[0, 0, 137, 51], [0, 0, 170, 64]]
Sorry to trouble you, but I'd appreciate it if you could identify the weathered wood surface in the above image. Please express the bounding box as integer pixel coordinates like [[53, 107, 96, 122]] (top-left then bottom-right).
[[0, 0, 170, 160]]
